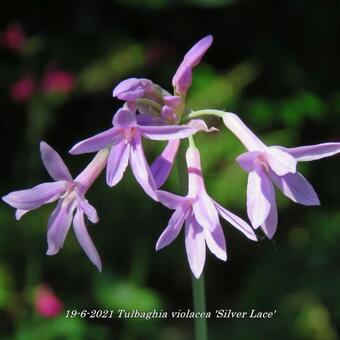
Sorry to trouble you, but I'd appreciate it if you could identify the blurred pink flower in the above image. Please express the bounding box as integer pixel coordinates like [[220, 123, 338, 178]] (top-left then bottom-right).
[[41, 69, 75, 94], [1, 22, 26, 51], [34, 285, 63, 318], [10, 74, 35, 102]]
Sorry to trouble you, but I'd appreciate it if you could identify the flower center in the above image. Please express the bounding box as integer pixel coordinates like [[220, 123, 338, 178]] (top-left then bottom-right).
[[61, 189, 77, 210], [255, 154, 270, 173], [123, 127, 137, 142]]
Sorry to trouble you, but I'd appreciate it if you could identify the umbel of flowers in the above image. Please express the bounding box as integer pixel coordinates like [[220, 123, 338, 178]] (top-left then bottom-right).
[[3, 35, 340, 278]]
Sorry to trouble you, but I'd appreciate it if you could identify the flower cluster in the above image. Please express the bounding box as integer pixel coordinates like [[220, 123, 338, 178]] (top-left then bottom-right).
[[3, 35, 340, 278]]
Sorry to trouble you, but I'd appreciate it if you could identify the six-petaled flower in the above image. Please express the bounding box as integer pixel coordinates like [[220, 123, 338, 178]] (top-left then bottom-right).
[[223, 112, 340, 238], [3, 142, 108, 271], [156, 146, 257, 278]]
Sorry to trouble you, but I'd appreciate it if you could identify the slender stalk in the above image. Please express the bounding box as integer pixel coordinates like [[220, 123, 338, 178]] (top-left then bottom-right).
[[192, 274, 207, 340], [188, 109, 226, 120], [176, 140, 208, 340]]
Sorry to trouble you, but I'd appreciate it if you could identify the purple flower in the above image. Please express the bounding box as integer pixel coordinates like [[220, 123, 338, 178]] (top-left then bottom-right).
[[156, 146, 257, 278], [112, 78, 156, 102], [2, 142, 109, 271], [70, 106, 209, 200], [172, 35, 213, 96], [223, 112, 340, 238], [113, 77, 182, 126], [150, 140, 180, 189], [112, 35, 213, 124], [113, 36, 213, 102]]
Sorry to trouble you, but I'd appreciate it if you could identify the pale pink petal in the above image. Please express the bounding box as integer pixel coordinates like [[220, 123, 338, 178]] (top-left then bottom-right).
[[172, 35, 213, 94], [203, 221, 227, 261], [106, 140, 130, 187], [112, 107, 137, 127], [40, 142, 72, 181], [15, 209, 29, 220], [280, 142, 340, 162], [265, 147, 297, 176], [269, 171, 320, 206], [69, 127, 119, 154], [129, 134, 158, 201], [112, 78, 154, 101], [246, 165, 275, 228], [173, 66, 192, 95], [181, 35, 213, 67], [261, 201, 278, 239], [138, 125, 196, 141], [185, 214, 206, 279], [74, 148, 110, 192], [150, 140, 180, 188], [156, 204, 189, 250], [76, 195, 99, 223], [222, 113, 267, 152], [156, 190, 186, 209], [73, 209, 102, 271], [2, 181, 67, 211], [193, 193, 220, 232], [186, 146, 205, 197], [236, 151, 262, 172], [46, 200, 75, 255], [214, 201, 257, 241]]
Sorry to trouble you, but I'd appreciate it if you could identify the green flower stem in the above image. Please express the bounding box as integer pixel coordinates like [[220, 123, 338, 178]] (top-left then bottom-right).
[[188, 109, 226, 120], [192, 274, 207, 340], [176, 140, 208, 340]]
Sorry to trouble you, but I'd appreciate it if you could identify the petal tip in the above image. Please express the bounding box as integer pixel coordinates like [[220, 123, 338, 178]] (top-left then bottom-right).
[[192, 270, 202, 279], [69, 144, 81, 155], [310, 194, 321, 206], [2, 194, 10, 205], [250, 233, 258, 242], [95, 261, 102, 272], [203, 34, 213, 46], [40, 140, 48, 149], [46, 247, 58, 256], [105, 177, 115, 188], [261, 224, 276, 240], [39, 141, 53, 158], [265, 231, 275, 240], [220, 252, 227, 261], [155, 239, 166, 251], [15, 209, 26, 220]]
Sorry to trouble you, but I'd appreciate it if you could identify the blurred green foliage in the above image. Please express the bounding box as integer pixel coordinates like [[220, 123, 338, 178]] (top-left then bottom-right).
[[1, 0, 340, 339]]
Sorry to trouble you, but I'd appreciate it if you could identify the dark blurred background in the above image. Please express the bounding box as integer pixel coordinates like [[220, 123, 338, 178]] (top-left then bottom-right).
[[1, 0, 340, 339]]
